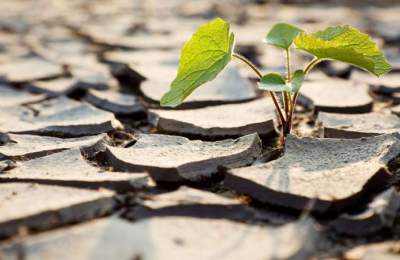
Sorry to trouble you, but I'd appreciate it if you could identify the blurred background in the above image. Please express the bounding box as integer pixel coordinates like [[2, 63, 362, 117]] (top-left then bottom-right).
[[0, 0, 399, 71]]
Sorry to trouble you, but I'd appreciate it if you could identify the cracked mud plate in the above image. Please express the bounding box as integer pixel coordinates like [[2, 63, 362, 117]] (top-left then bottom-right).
[[0, 97, 120, 137], [150, 97, 276, 140], [84, 133, 262, 183], [224, 134, 400, 215]]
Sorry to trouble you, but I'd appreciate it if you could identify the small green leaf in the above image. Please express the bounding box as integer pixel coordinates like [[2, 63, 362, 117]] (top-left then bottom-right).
[[265, 23, 303, 49], [294, 25, 392, 76], [259, 71, 304, 93], [160, 18, 235, 107], [258, 73, 291, 92], [290, 70, 305, 92]]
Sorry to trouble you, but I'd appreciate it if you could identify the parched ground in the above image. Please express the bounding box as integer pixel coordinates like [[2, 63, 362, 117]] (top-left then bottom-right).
[[0, 0, 400, 259]]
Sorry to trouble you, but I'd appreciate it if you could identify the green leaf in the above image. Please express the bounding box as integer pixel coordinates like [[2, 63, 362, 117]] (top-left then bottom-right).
[[258, 73, 291, 92], [290, 70, 305, 92], [294, 25, 392, 76], [258, 71, 304, 93], [265, 23, 303, 49], [160, 18, 235, 107]]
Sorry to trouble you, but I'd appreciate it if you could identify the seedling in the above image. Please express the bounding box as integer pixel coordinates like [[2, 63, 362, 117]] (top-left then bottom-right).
[[160, 18, 391, 145]]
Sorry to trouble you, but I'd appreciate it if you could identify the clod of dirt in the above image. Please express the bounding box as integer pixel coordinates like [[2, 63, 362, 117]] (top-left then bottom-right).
[[0, 83, 45, 107], [0, 97, 120, 137], [342, 240, 400, 260], [84, 89, 146, 117], [24, 77, 109, 98], [0, 182, 116, 239], [102, 50, 180, 71], [72, 23, 185, 50], [84, 133, 262, 183], [0, 216, 320, 260], [224, 134, 400, 216], [0, 149, 148, 192], [328, 187, 400, 236], [0, 57, 63, 83], [68, 64, 117, 92], [391, 105, 400, 116], [108, 63, 146, 88], [131, 186, 294, 224], [351, 70, 400, 95], [298, 79, 373, 114], [317, 112, 400, 138], [149, 97, 277, 140], [318, 60, 352, 79], [0, 134, 105, 160]]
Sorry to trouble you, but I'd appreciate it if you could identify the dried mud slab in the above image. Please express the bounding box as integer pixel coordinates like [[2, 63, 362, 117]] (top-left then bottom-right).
[[69, 65, 117, 91], [0, 57, 63, 83], [224, 134, 400, 215], [298, 79, 373, 114], [372, 10, 400, 44], [0, 183, 116, 239], [391, 105, 400, 116], [0, 216, 319, 260], [149, 97, 276, 140], [87, 133, 262, 183], [0, 97, 119, 137], [131, 186, 293, 224], [0, 134, 104, 160], [84, 89, 146, 116], [102, 50, 178, 86], [351, 70, 400, 95], [0, 149, 148, 192], [74, 25, 186, 50], [318, 60, 352, 78], [23, 78, 80, 97], [24, 77, 109, 97], [388, 92, 400, 105], [317, 112, 400, 138], [102, 50, 179, 66], [0, 83, 45, 107], [342, 241, 400, 260], [329, 188, 400, 236], [140, 66, 258, 109]]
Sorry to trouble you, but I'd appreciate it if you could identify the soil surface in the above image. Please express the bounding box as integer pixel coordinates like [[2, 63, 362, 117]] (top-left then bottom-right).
[[0, 0, 400, 259]]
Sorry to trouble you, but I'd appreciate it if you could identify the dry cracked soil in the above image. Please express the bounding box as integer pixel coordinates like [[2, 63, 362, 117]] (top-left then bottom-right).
[[0, 0, 400, 259]]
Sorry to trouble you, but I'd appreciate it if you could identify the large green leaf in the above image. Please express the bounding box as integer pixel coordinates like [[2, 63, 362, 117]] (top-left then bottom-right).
[[265, 23, 303, 49], [160, 18, 235, 107], [294, 25, 391, 76]]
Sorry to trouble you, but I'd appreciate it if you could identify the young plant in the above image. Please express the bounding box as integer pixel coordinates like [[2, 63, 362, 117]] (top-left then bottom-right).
[[160, 18, 391, 145]]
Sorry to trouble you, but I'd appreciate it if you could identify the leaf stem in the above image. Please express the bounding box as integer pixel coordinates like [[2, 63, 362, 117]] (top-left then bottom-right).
[[304, 58, 321, 75], [232, 53, 262, 78], [232, 52, 286, 125]]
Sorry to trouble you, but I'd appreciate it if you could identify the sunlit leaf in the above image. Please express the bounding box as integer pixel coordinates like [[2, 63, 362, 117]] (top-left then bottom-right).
[[294, 25, 391, 76], [160, 18, 234, 107]]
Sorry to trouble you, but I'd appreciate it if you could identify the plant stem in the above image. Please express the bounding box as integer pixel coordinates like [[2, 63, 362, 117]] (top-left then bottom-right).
[[285, 49, 291, 81], [232, 52, 286, 126], [283, 48, 293, 139], [288, 58, 323, 133]]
